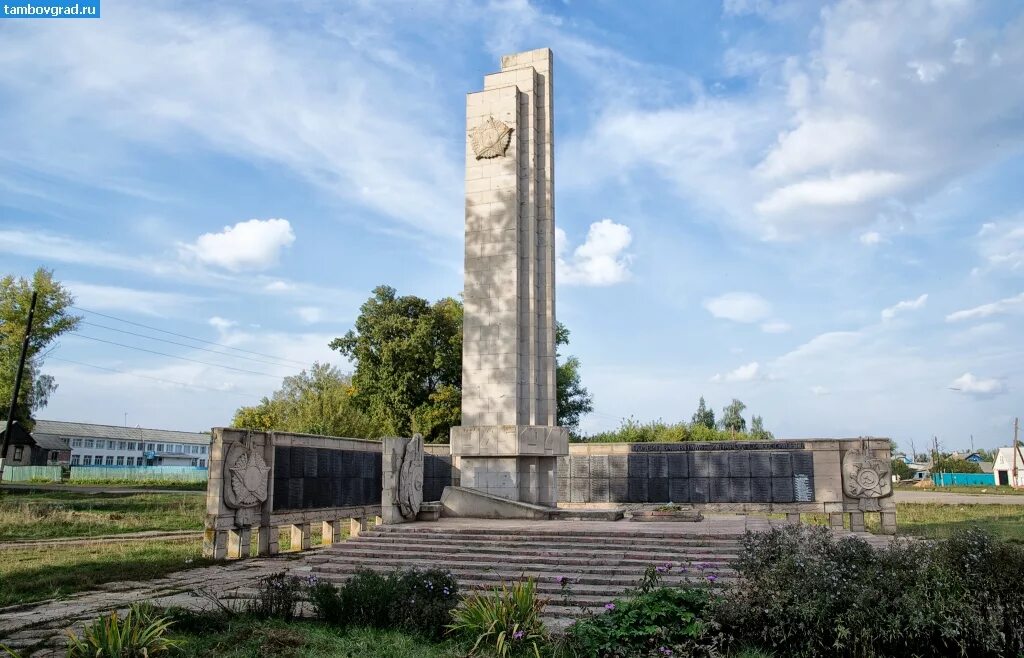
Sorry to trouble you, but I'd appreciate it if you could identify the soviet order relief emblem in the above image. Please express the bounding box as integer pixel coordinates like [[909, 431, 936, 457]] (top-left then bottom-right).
[[842, 450, 892, 499], [397, 434, 424, 520], [469, 116, 513, 159], [223, 432, 270, 526]]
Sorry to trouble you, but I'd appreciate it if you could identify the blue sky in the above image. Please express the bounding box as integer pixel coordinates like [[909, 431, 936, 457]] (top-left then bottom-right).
[[1, 0, 1022, 453]]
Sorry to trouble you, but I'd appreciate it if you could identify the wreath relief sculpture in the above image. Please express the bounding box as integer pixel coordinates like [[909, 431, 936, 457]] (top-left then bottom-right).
[[397, 434, 425, 520], [469, 116, 513, 160]]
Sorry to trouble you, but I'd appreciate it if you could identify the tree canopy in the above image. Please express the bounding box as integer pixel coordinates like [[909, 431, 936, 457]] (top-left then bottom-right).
[[720, 398, 748, 434], [0, 268, 80, 429], [231, 362, 380, 438], [556, 324, 594, 436], [691, 396, 715, 430]]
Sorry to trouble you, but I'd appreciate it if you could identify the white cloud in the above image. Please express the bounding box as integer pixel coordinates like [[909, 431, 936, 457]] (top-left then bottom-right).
[[264, 280, 294, 292], [810, 385, 829, 396], [760, 320, 791, 334], [704, 292, 772, 323], [881, 293, 928, 321], [948, 372, 1006, 398], [68, 282, 198, 317], [859, 231, 882, 246], [297, 306, 323, 324], [946, 292, 1024, 323], [180, 218, 295, 272], [711, 361, 763, 383], [977, 217, 1024, 272], [556, 220, 633, 286], [564, 0, 1024, 238], [208, 316, 236, 333]]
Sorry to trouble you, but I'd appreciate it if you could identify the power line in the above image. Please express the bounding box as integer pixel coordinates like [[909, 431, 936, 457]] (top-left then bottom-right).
[[70, 333, 285, 379], [80, 320, 300, 369], [70, 306, 314, 368], [49, 356, 266, 400]]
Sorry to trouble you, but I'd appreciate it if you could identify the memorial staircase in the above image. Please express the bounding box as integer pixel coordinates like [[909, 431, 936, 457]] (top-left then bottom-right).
[[306, 521, 744, 627]]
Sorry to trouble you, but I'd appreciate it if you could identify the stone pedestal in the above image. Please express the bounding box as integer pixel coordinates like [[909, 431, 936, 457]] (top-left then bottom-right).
[[451, 425, 567, 505]]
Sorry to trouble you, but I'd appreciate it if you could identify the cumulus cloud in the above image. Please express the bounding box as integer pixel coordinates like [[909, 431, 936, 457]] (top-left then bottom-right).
[[948, 372, 1006, 398], [264, 280, 294, 292], [810, 385, 829, 396], [556, 220, 633, 286], [704, 292, 772, 323], [711, 361, 763, 383], [946, 292, 1024, 323], [977, 218, 1024, 272], [180, 218, 295, 272], [859, 231, 882, 246], [881, 294, 928, 321], [208, 316, 236, 333]]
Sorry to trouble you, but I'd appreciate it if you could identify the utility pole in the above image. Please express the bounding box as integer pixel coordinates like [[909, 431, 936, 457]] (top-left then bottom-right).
[[1, 291, 38, 484]]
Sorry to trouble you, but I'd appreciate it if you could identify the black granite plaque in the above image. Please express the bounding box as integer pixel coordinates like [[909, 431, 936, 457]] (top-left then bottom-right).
[[710, 477, 730, 502], [750, 453, 772, 478], [628, 454, 649, 479], [287, 478, 304, 509], [729, 452, 750, 478], [750, 477, 772, 502], [771, 477, 795, 503], [570, 455, 590, 479], [689, 478, 710, 503], [690, 453, 711, 478], [792, 451, 814, 477], [648, 454, 668, 478], [729, 477, 751, 502], [590, 478, 610, 503], [667, 454, 688, 478], [590, 455, 609, 480], [649, 477, 669, 502], [669, 478, 690, 503], [628, 477, 649, 503], [274, 447, 290, 478], [288, 447, 304, 478], [304, 448, 319, 478], [709, 453, 729, 478], [608, 455, 629, 478], [630, 441, 805, 452], [609, 478, 629, 502], [272, 473, 288, 508], [771, 452, 793, 477], [317, 450, 332, 477], [793, 474, 814, 502], [557, 477, 570, 502]]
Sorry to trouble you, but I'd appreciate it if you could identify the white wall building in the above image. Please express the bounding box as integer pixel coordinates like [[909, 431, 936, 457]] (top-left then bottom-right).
[[993, 446, 1024, 488], [32, 420, 211, 468]]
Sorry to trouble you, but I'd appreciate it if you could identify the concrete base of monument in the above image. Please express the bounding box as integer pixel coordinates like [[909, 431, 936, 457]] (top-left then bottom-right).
[[440, 486, 553, 520]]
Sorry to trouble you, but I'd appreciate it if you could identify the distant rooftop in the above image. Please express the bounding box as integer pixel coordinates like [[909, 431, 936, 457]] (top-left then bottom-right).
[[32, 419, 211, 445]]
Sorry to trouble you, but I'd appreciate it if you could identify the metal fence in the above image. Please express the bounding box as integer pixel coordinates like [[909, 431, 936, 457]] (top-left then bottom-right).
[[932, 472, 995, 487], [0, 465, 63, 482], [70, 466, 209, 483]]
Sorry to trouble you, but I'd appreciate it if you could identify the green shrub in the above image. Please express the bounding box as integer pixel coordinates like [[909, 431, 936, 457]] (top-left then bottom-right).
[[580, 416, 765, 444], [449, 577, 547, 657], [245, 572, 305, 621], [309, 568, 458, 639], [66, 604, 176, 657], [721, 524, 1024, 657]]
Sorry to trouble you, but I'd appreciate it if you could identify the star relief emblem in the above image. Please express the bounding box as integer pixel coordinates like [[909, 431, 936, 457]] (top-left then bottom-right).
[[469, 116, 513, 159], [227, 447, 270, 508]]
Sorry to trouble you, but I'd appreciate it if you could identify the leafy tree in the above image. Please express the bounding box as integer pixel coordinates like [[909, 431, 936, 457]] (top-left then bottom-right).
[[231, 363, 381, 438], [1, 268, 81, 430], [891, 458, 913, 480], [411, 384, 461, 443], [720, 399, 747, 434], [750, 415, 774, 440], [933, 454, 983, 474], [556, 323, 593, 436], [330, 286, 462, 438], [691, 396, 715, 430]]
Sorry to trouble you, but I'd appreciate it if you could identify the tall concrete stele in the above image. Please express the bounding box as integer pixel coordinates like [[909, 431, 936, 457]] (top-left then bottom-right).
[[449, 48, 568, 506]]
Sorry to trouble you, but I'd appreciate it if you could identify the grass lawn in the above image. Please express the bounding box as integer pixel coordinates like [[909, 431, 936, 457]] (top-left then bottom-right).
[[803, 503, 1024, 542], [0, 490, 204, 540], [64, 480, 207, 491], [172, 620, 470, 658], [925, 485, 1024, 496], [0, 538, 211, 608]]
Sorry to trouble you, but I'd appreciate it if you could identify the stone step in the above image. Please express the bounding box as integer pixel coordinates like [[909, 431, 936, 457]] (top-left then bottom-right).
[[365, 527, 745, 543], [319, 543, 737, 565], [313, 551, 734, 572], [352, 530, 740, 549], [315, 556, 733, 585]]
